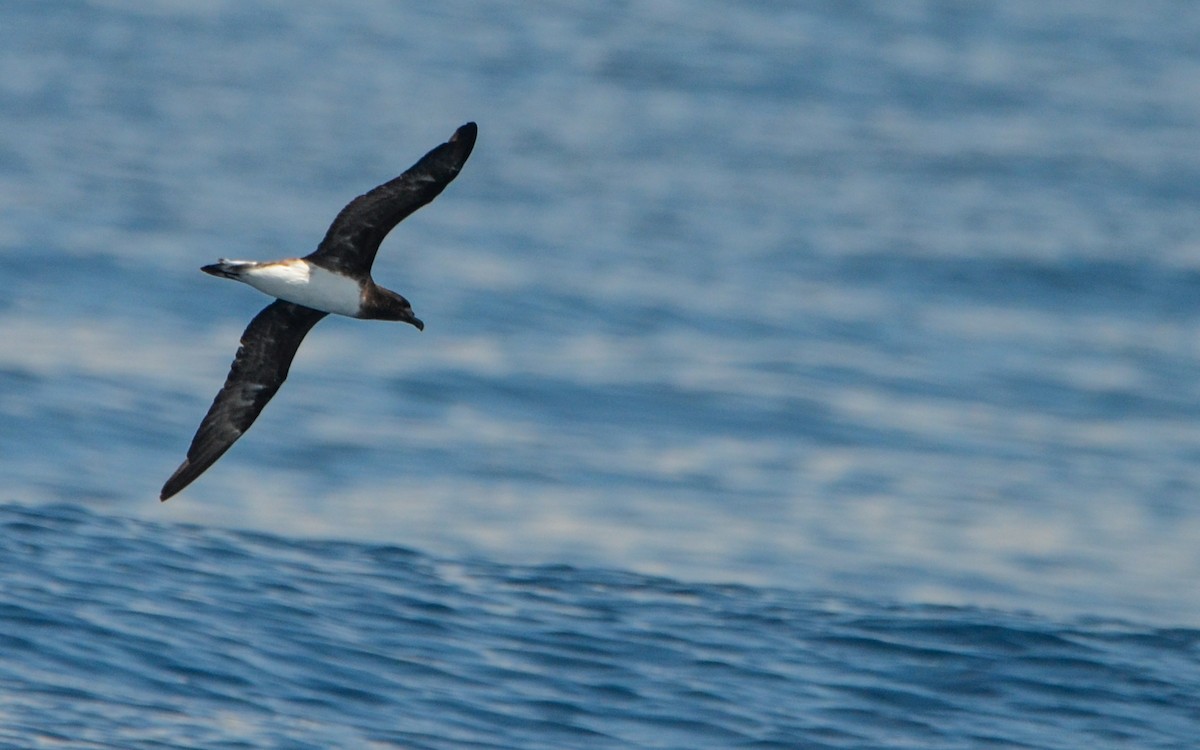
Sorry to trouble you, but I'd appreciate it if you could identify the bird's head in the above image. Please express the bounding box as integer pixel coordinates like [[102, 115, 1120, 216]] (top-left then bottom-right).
[[366, 287, 424, 330]]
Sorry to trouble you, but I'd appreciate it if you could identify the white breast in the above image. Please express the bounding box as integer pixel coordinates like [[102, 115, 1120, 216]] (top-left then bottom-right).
[[239, 260, 363, 317]]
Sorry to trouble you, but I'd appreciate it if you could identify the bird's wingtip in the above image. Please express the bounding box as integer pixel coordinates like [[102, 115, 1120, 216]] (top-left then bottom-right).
[[453, 121, 478, 144], [160, 460, 192, 501]]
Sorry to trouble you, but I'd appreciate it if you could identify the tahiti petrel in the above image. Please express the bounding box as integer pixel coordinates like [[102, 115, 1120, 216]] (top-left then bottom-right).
[[161, 122, 477, 501]]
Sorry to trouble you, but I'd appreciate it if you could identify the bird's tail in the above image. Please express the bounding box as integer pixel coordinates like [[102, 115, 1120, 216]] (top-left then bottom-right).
[[201, 259, 255, 279]]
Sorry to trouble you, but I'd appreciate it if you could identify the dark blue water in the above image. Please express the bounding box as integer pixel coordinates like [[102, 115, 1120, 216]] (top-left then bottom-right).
[[3, 1, 1200, 745], [2, 503, 1197, 749]]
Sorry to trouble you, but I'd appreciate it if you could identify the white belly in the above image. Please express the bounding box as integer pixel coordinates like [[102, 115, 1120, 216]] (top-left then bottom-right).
[[239, 259, 362, 317]]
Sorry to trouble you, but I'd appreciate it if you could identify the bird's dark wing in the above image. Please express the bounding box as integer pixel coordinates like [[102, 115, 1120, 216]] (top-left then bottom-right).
[[304, 121, 477, 276], [160, 300, 328, 501]]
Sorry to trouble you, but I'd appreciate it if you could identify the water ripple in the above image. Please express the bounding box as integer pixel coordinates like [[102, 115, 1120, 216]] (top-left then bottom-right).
[[2, 504, 1196, 749]]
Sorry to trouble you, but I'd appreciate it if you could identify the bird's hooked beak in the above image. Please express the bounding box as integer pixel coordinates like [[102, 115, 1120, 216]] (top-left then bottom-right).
[[410, 316, 425, 331]]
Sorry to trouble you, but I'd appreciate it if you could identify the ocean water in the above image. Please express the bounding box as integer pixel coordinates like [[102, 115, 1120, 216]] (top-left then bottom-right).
[[2, 502, 1198, 749], [2, 1, 1200, 746]]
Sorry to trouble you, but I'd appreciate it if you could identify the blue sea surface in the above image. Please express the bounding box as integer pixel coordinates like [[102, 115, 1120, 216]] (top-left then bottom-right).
[[2, 502, 1198, 749], [2, 1, 1200, 746]]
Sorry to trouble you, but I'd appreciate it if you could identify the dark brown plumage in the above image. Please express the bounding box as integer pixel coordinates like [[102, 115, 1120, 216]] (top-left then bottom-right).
[[160, 300, 327, 500], [161, 122, 477, 501], [306, 122, 477, 277]]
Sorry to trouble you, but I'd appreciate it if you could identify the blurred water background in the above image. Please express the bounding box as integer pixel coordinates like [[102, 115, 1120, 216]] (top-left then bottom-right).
[[2, 1, 1199, 747]]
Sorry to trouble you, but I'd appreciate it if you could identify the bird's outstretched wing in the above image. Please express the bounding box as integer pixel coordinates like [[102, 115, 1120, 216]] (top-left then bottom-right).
[[304, 121, 477, 277], [161, 300, 328, 500]]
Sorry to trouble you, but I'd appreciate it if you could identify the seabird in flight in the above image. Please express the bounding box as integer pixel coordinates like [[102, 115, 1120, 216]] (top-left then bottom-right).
[[160, 121, 477, 501]]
